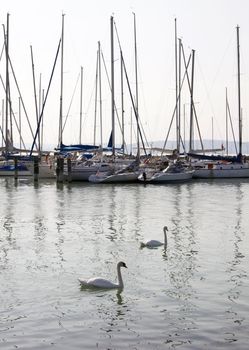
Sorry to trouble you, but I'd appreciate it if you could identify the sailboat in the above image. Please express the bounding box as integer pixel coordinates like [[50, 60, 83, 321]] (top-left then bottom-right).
[[88, 158, 139, 183], [192, 25, 249, 179], [138, 160, 193, 183]]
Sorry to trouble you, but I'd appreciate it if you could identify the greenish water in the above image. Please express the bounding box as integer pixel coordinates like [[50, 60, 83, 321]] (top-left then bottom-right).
[[0, 178, 249, 349]]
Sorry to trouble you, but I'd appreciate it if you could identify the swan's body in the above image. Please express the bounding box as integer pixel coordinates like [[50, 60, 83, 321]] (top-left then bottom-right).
[[78, 261, 127, 289], [140, 226, 168, 248]]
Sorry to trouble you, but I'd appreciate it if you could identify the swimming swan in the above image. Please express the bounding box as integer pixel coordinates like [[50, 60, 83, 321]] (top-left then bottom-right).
[[78, 261, 127, 289], [140, 226, 168, 248]]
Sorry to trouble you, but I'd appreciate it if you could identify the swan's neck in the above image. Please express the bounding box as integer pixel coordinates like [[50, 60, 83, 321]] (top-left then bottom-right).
[[164, 230, 168, 246], [117, 266, 124, 289]]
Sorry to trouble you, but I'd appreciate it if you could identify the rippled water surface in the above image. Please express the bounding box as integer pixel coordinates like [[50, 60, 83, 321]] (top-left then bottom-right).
[[1, 177, 249, 349]]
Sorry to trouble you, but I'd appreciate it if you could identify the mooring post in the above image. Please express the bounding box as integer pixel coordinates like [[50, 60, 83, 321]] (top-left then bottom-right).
[[34, 157, 39, 181], [14, 157, 18, 179], [67, 157, 72, 182], [56, 156, 64, 182]]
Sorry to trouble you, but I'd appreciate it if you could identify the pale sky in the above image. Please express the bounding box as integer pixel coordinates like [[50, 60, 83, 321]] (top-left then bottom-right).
[[1, 0, 249, 151]]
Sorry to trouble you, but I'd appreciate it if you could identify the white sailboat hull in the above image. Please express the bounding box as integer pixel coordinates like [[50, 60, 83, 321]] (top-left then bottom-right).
[[88, 171, 138, 183], [193, 163, 249, 178], [138, 161, 194, 183], [146, 170, 194, 183], [70, 163, 112, 181]]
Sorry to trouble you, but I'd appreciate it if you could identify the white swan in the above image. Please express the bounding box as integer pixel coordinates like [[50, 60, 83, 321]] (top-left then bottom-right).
[[78, 261, 127, 289], [140, 226, 168, 248]]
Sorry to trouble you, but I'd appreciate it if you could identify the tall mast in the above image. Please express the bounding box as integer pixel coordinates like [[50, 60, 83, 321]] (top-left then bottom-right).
[[98, 41, 103, 149], [211, 116, 214, 149], [183, 102, 186, 149], [30, 45, 40, 153], [41, 86, 44, 152], [120, 49, 124, 155], [174, 18, 179, 152], [19, 97, 21, 150], [225, 87, 228, 156], [58, 14, 65, 147], [38, 74, 43, 151], [130, 107, 133, 155], [110, 16, 115, 156], [189, 49, 195, 152], [1, 99, 4, 148], [5, 13, 9, 153], [93, 49, 98, 146], [178, 37, 182, 152], [133, 12, 140, 159], [79, 66, 83, 144], [236, 25, 242, 157]]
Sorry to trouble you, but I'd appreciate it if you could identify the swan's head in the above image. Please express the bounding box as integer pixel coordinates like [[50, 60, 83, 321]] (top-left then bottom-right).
[[163, 226, 168, 233], [118, 261, 127, 268]]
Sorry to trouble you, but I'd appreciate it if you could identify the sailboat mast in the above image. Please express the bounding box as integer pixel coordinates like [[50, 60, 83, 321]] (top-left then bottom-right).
[[133, 12, 140, 159], [174, 18, 179, 152], [110, 16, 115, 156], [93, 49, 98, 146], [30, 45, 40, 153], [178, 37, 182, 152], [1, 99, 4, 148], [79, 66, 83, 144], [211, 116, 214, 149], [236, 25, 242, 157], [130, 107, 133, 155], [120, 49, 124, 155], [41, 85, 44, 152], [225, 87, 228, 156], [5, 13, 9, 153], [98, 41, 103, 149], [189, 49, 195, 152], [58, 14, 65, 147], [19, 97, 21, 150], [38, 74, 43, 151]]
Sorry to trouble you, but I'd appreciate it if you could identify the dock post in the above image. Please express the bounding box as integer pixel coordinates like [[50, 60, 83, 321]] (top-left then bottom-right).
[[56, 156, 64, 182], [67, 157, 72, 182], [34, 157, 39, 181], [14, 157, 18, 179]]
